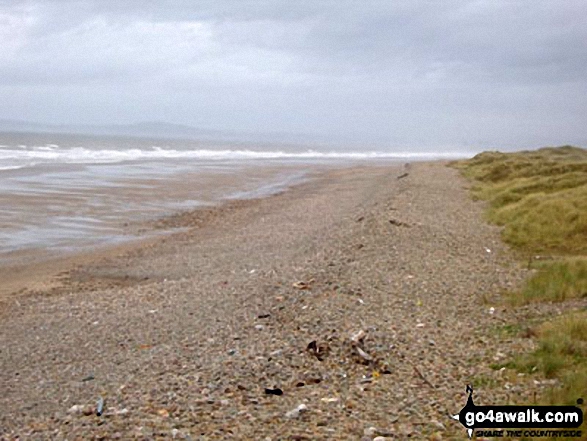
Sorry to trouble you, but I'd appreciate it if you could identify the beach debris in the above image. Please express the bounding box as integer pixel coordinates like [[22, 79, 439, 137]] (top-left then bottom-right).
[[96, 396, 105, 416], [397, 172, 409, 179], [350, 329, 374, 364], [355, 346, 374, 363], [264, 387, 283, 396], [321, 397, 340, 403], [257, 313, 271, 319], [306, 340, 330, 361], [227, 348, 237, 356], [416, 322, 425, 328], [489, 307, 495, 315], [81, 375, 95, 382], [389, 218, 410, 227], [285, 403, 308, 419], [351, 329, 367, 345], [255, 324, 265, 331], [292, 279, 314, 290], [484, 247, 492, 253]]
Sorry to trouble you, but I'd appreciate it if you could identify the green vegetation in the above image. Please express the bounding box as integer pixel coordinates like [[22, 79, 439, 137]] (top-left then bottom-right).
[[453, 146, 587, 256], [511, 258, 587, 305], [452, 146, 587, 439], [503, 311, 587, 404], [452, 146, 587, 305]]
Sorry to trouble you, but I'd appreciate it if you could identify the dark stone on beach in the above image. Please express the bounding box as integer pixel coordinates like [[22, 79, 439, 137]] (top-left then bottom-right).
[[264, 387, 283, 396]]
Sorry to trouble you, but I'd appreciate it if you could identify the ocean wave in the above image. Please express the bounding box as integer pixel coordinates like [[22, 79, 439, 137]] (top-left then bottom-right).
[[0, 165, 26, 171], [0, 146, 468, 167]]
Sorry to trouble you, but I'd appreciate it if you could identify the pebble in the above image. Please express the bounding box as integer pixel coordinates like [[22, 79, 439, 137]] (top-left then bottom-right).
[[285, 404, 308, 419], [364, 427, 393, 437], [67, 404, 85, 415]]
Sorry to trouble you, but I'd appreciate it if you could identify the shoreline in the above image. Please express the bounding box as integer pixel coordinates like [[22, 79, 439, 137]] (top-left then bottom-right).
[[0, 165, 332, 304], [0, 161, 544, 439]]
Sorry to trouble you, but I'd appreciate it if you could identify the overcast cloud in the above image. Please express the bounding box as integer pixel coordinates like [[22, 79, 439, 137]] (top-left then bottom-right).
[[1, 0, 586, 149]]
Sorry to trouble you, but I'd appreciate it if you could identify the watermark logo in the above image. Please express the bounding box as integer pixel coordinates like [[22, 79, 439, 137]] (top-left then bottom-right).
[[452, 385, 583, 438]]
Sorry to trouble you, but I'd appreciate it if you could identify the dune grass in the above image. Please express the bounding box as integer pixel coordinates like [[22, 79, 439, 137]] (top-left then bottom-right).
[[453, 146, 587, 257], [452, 146, 587, 438], [510, 258, 587, 305], [503, 311, 587, 404], [452, 146, 587, 305]]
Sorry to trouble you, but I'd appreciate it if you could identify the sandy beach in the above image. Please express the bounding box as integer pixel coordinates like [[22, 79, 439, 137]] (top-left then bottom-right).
[[1, 162, 556, 439]]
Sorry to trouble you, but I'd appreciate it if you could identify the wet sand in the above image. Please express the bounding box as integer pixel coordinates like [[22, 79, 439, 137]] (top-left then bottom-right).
[[0, 162, 553, 439]]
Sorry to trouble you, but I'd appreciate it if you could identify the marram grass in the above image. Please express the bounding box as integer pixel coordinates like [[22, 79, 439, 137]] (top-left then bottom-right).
[[452, 145, 587, 304], [452, 145, 587, 257], [453, 147, 587, 439]]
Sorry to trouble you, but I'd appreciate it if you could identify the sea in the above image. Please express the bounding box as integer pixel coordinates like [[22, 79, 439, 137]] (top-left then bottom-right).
[[0, 131, 469, 263]]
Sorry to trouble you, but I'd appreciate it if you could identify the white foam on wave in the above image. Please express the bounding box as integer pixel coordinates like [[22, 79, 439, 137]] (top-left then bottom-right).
[[0, 145, 469, 169]]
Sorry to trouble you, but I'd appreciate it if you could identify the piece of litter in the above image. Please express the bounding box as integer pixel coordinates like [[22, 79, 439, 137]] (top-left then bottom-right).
[[484, 247, 492, 253], [321, 397, 340, 403], [489, 307, 495, 314], [416, 323, 425, 328], [96, 396, 104, 416], [148, 309, 158, 314]]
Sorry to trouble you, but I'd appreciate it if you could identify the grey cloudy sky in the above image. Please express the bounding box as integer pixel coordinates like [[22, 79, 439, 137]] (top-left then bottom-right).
[[1, 0, 587, 149]]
